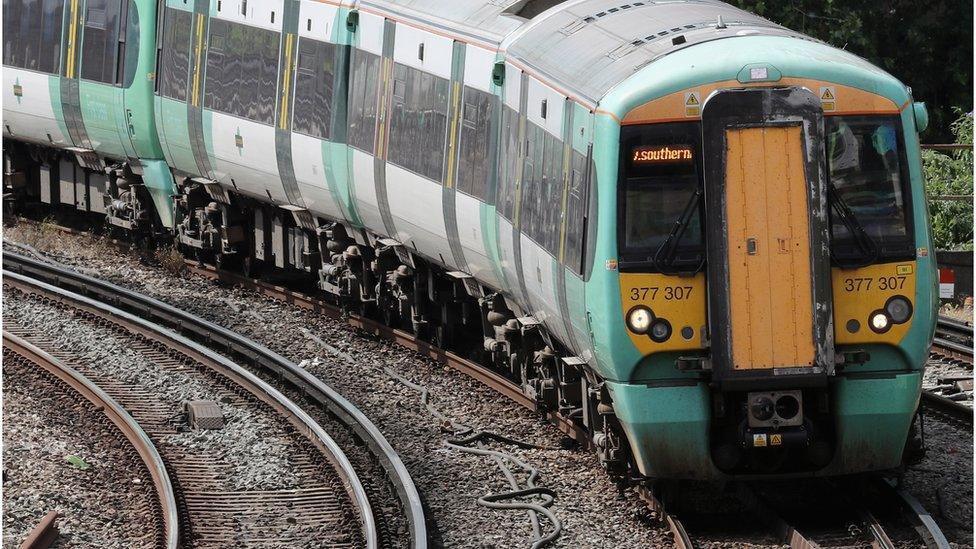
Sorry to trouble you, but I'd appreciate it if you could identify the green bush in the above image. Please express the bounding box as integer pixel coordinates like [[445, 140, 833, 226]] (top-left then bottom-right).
[[923, 111, 973, 251]]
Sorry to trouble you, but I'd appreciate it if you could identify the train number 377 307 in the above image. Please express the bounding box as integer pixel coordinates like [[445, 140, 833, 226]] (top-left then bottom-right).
[[842, 276, 907, 292], [629, 286, 694, 301]]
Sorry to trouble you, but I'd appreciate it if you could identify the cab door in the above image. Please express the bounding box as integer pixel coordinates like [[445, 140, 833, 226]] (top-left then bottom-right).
[[701, 87, 834, 389]]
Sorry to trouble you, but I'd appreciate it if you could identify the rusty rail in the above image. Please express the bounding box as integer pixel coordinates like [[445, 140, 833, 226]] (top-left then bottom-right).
[[4, 333, 179, 549], [637, 485, 693, 549], [18, 511, 59, 549]]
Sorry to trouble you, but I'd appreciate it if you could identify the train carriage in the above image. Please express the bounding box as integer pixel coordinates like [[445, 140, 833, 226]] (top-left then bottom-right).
[[2, 0, 938, 481]]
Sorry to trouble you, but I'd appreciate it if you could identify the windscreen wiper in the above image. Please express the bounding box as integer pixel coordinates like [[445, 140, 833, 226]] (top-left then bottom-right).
[[827, 182, 879, 268], [652, 188, 705, 275]]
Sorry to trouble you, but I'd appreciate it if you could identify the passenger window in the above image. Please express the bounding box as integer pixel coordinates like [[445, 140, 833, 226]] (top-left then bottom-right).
[[158, 7, 191, 101], [204, 19, 280, 125], [563, 148, 590, 275], [3, 0, 65, 74], [80, 0, 124, 83], [496, 106, 519, 221], [388, 63, 449, 181], [519, 122, 565, 256], [347, 49, 381, 154], [292, 38, 336, 139], [456, 86, 496, 202]]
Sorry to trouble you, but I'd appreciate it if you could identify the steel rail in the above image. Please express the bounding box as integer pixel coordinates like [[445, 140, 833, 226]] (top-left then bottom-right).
[[883, 478, 951, 549], [733, 483, 818, 549], [2, 251, 427, 547], [931, 317, 973, 364], [3, 331, 180, 549], [18, 511, 59, 549], [921, 390, 974, 426], [2, 268, 388, 549], [636, 485, 693, 549], [860, 508, 896, 549], [936, 316, 973, 335]]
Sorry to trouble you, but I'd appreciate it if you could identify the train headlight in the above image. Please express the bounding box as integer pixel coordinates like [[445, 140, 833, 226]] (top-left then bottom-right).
[[649, 318, 673, 343], [626, 306, 653, 335], [885, 296, 913, 324], [869, 310, 891, 334]]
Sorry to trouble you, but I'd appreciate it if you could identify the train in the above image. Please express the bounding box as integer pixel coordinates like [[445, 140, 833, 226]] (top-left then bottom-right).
[[2, 0, 938, 481]]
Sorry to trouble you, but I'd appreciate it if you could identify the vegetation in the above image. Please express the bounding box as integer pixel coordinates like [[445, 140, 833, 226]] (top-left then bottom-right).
[[922, 111, 973, 251], [730, 0, 973, 143]]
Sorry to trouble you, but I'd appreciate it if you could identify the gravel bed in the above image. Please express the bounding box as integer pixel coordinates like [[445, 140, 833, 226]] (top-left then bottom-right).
[[3, 223, 669, 547], [3, 348, 159, 548]]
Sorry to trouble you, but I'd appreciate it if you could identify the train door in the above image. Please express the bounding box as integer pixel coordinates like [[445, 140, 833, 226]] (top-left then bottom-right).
[[701, 87, 834, 388]]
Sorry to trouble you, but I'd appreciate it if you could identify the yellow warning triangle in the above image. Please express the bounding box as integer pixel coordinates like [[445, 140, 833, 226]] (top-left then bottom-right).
[[686, 94, 699, 106], [820, 88, 835, 100]]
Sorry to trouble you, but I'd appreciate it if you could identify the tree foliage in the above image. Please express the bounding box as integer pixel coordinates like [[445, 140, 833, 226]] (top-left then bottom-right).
[[922, 111, 973, 251], [729, 0, 973, 142]]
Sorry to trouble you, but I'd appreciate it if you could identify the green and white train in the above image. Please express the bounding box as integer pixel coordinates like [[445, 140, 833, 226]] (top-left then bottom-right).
[[3, 0, 938, 480]]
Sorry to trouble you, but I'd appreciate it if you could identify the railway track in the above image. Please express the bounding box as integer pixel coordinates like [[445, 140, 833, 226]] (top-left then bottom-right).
[[3, 224, 968, 548], [3, 331, 179, 549], [1, 255, 427, 548], [640, 477, 951, 549], [932, 315, 973, 364]]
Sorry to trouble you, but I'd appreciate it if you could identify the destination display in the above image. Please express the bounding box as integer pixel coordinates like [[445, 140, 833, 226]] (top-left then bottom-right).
[[631, 145, 694, 165]]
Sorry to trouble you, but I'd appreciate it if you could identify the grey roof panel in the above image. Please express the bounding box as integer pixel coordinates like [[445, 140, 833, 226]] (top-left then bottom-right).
[[360, 0, 526, 42], [505, 0, 808, 102]]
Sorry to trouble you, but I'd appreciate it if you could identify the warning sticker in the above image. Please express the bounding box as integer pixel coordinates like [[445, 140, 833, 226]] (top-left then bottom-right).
[[684, 91, 701, 117], [770, 433, 783, 446], [819, 87, 836, 112], [605, 259, 618, 271], [752, 433, 767, 447]]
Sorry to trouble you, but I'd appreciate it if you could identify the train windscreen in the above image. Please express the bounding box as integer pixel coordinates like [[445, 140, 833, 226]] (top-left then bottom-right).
[[617, 122, 704, 272], [826, 115, 914, 262]]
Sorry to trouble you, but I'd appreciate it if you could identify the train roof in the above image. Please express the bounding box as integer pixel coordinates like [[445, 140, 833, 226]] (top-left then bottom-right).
[[359, 0, 816, 105], [503, 0, 812, 103]]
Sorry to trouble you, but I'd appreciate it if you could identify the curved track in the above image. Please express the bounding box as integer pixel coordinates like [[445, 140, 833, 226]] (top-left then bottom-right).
[[1, 256, 427, 547], [3, 331, 180, 549]]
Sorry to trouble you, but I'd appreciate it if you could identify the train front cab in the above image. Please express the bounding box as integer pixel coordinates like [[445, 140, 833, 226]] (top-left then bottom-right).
[[595, 40, 937, 480]]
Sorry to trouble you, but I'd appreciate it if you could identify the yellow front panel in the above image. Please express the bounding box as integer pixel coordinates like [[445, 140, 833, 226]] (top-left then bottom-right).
[[832, 262, 916, 345], [725, 126, 815, 370], [620, 272, 707, 353]]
